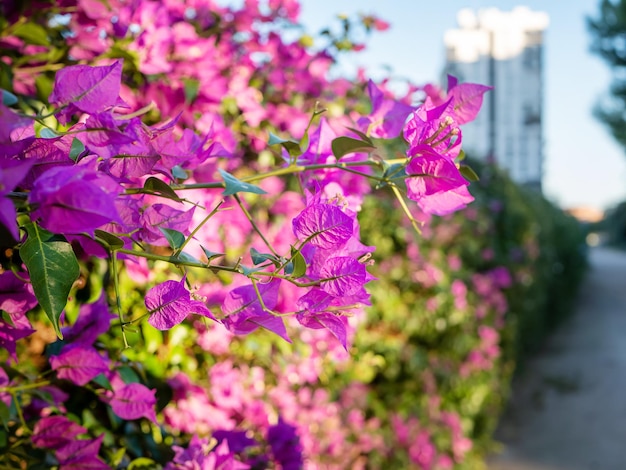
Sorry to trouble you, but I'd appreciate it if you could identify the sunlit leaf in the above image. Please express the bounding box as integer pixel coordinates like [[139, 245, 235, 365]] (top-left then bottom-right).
[[219, 169, 267, 196], [268, 132, 302, 158], [13, 22, 49, 46], [331, 136, 376, 159], [290, 247, 307, 278], [459, 164, 480, 182], [201, 246, 224, 263], [1, 89, 17, 106], [94, 229, 124, 250], [128, 458, 158, 470], [20, 223, 79, 338], [250, 247, 279, 265], [345, 126, 374, 145], [69, 138, 85, 162], [143, 177, 182, 202], [159, 227, 185, 250]]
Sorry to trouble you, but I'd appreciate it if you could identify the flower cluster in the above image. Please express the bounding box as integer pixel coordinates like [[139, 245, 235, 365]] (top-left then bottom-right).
[[403, 77, 491, 215], [0, 0, 494, 468]]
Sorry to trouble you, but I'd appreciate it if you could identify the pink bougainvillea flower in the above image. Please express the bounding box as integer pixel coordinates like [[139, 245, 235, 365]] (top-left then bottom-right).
[[49, 61, 128, 123], [10, 132, 74, 189], [151, 127, 211, 169], [0, 319, 35, 361], [55, 434, 109, 470], [357, 79, 414, 139], [267, 417, 304, 469], [405, 145, 473, 215], [140, 203, 195, 245], [0, 158, 33, 240], [78, 111, 147, 160], [166, 436, 249, 470], [292, 203, 354, 249], [109, 382, 157, 422], [212, 430, 258, 453], [0, 367, 10, 407], [319, 256, 368, 297], [296, 310, 349, 350], [414, 185, 474, 216], [404, 99, 462, 160], [294, 121, 373, 210], [221, 279, 290, 342], [61, 294, 116, 348], [447, 79, 493, 125], [0, 275, 36, 359], [0, 103, 32, 143], [0, 271, 37, 317], [32, 415, 87, 449], [295, 287, 365, 349], [419, 75, 491, 127], [145, 276, 214, 330], [50, 346, 109, 386], [294, 118, 336, 166], [29, 163, 122, 235]]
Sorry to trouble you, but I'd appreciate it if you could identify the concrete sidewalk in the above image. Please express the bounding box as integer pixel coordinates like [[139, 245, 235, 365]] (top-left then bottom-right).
[[487, 247, 626, 470]]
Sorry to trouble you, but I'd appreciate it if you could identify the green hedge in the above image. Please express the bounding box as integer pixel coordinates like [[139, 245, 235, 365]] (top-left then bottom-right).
[[324, 159, 588, 467]]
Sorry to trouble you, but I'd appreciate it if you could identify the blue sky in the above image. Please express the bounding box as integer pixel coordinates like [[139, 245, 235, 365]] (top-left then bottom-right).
[[299, 0, 626, 211]]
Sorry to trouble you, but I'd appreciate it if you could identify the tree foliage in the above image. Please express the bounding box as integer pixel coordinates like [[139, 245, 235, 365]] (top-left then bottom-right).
[[588, 0, 626, 149]]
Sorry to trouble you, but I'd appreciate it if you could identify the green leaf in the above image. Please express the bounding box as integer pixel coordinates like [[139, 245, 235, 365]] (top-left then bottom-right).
[[69, 138, 85, 162], [201, 246, 224, 263], [13, 22, 49, 46], [459, 165, 480, 182], [0, 401, 10, 431], [110, 447, 127, 467], [345, 127, 374, 145], [331, 136, 376, 159], [128, 457, 158, 470], [20, 223, 79, 338], [299, 131, 310, 153], [250, 247, 279, 266], [171, 251, 202, 264], [1, 89, 17, 106], [456, 149, 466, 162], [382, 162, 407, 180], [183, 78, 200, 103], [0, 63, 13, 91], [106, 44, 140, 70], [172, 165, 188, 181], [94, 230, 124, 250], [219, 169, 267, 196], [39, 128, 57, 139], [141, 321, 163, 354], [46, 47, 66, 64], [143, 177, 182, 202], [92, 373, 113, 391], [45, 339, 64, 357], [159, 227, 185, 250], [290, 247, 307, 278], [268, 133, 302, 158], [118, 366, 141, 384], [239, 264, 262, 276], [35, 74, 53, 103]]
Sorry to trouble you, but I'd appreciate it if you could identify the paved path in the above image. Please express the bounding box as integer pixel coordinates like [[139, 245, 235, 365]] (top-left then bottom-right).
[[487, 246, 626, 470]]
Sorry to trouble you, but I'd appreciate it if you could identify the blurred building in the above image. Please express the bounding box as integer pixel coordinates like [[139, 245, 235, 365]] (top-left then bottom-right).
[[444, 7, 549, 191]]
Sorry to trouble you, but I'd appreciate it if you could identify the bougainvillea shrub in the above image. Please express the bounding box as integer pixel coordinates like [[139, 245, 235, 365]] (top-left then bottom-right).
[[0, 1, 585, 468]]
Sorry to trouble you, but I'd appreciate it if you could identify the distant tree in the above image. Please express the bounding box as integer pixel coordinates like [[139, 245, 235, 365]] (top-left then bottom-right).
[[588, 0, 626, 149]]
